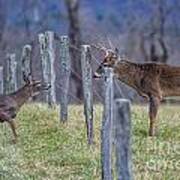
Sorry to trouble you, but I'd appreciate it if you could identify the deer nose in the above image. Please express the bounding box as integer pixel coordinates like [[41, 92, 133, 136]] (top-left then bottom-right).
[[93, 72, 101, 79]]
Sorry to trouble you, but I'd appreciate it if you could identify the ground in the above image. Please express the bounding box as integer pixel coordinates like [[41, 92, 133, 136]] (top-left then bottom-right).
[[0, 103, 179, 180]]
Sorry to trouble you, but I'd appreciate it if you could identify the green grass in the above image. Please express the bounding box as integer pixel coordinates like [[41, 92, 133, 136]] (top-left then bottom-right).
[[0, 103, 180, 180]]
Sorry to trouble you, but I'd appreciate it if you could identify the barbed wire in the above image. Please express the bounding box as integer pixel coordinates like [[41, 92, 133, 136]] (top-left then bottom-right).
[[56, 83, 82, 104], [1, 32, 107, 103], [56, 62, 103, 102]]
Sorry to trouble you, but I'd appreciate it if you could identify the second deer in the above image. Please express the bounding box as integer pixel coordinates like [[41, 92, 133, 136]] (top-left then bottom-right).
[[94, 48, 180, 136], [0, 74, 50, 143]]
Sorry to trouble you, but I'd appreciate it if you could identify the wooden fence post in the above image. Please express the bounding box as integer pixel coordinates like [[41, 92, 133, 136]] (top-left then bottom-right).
[[5, 53, 17, 94], [59, 36, 71, 122], [114, 99, 133, 180], [39, 31, 56, 105], [21, 44, 32, 85], [81, 45, 93, 145], [39, 33, 48, 101], [0, 66, 3, 94], [101, 67, 114, 180], [114, 78, 125, 99], [45, 31, 56, 105]]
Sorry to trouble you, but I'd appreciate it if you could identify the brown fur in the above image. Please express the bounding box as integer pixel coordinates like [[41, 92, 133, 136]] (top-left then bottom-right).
[[0, 75, 50, 143], [94, 51, 180, 136]]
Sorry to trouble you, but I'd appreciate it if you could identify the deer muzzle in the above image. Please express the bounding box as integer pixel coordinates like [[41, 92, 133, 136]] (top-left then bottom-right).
[[93, 65, 105, 79], [93, 72, 102, 79]]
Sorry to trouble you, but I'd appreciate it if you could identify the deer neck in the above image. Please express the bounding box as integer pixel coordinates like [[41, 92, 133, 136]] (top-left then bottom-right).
[[10, 85, 31, 108], [113, 61, 137, 86]]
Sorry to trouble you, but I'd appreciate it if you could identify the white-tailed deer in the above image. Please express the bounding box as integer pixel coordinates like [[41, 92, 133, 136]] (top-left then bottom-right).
[[94, 47, 180, 136], [0, 74, 50, 143]]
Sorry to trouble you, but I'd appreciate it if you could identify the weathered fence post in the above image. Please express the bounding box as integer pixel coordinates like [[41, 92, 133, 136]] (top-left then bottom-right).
[[39, 31, 56, 106], [114, 99, 133, 180], [45, 31, 56, 105], [0, 66, 3, 94], [81, 45, 93, 145], [101, 67, 114, 180], [5, 53, 17, 94], [59, 36, 71, 122], [21, 44, 32, 85], [114, 78, 124, 99]]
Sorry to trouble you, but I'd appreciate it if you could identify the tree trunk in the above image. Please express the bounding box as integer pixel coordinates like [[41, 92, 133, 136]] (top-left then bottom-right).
[[65, 0, 83, 101], [0, 0, 7, 47], [22, 0, 31, 38], [139, 0, 169, 63]]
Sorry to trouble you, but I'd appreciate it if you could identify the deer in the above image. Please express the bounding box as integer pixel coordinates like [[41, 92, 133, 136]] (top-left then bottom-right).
[[93, 47, 180, 136], [0, 73, 51, 143]]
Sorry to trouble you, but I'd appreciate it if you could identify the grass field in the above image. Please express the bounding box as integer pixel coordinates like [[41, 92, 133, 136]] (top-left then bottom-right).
[[0, 103, 180, 180]]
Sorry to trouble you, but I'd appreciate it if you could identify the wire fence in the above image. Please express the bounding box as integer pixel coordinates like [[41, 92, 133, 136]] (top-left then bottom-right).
[[1, 31, 178, 180]]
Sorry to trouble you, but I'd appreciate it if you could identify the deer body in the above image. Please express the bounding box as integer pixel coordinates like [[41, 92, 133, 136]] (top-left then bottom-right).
[[0, 75, 50, 143], [114, 61, 180, 97], [94, 48, 180, 136], [113, 61, 180, 135], [0, 85, 36, 123]]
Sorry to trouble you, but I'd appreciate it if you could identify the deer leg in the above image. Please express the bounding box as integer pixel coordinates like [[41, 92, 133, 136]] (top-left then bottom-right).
[[7, 120, 17, 143], [148, 95, 160, 136]]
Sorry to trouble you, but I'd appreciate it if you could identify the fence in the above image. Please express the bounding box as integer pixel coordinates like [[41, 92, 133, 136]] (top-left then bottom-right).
[[101, 68, 133, 180], [0, 31, 94, 144], [0, 31, 133, 179]]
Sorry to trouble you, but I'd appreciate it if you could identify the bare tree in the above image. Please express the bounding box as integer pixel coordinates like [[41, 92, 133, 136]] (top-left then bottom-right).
[[22, 0, 32, 38], [139, 0, 170, 63], [64, 0, 83, 100], [0, 0, 7, 48]]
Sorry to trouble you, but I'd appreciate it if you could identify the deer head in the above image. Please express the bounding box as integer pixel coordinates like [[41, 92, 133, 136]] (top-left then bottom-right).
[[93, 47, 120, 79], [23, 73, 51, 97]]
